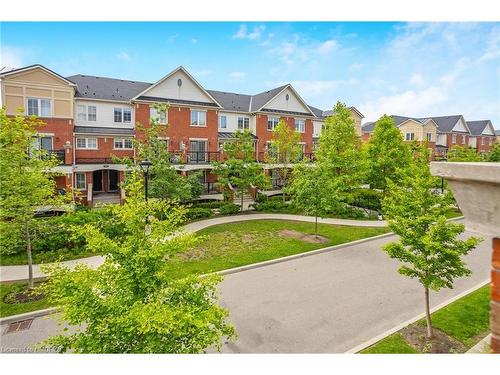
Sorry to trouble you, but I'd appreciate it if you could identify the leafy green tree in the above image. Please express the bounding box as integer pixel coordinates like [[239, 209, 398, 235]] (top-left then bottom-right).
[[483, 143, 500, 162], [447, 145, 481, 162], [121, 103, 202, 202], [366, 115, 411, 192], [40, 170, 235, 353], [381, 147, 481, 338], [287, 164, 339, 237], [212, 130, 269, 211], [0, 108, 69, 288], [266, 119, 302, 202]]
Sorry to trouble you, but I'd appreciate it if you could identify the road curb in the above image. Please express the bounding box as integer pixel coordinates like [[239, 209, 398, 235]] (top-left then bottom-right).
[[0, 307, 59, 325], [216, 231, 395, 276], [344, 278, 490, 353]]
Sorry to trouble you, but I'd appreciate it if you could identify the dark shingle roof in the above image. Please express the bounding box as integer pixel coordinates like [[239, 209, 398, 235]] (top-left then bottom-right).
[[74, 126, 134, 135], [362, 122, 376, 133], [308, 105, 324, 118], [423, 115, 463, 133], [466, 120, 491, 136], [496, 130, 500, 136], [218, 132, 258, 140], [207, 90, 252, 112], [67, 74, 152, 101]]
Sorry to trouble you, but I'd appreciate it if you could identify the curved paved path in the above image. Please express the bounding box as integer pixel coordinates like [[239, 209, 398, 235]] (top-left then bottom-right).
[[0, 214, 386, 283]]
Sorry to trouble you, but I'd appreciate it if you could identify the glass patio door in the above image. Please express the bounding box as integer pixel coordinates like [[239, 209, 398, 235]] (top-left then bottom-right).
[[189, 140, 206, 163]]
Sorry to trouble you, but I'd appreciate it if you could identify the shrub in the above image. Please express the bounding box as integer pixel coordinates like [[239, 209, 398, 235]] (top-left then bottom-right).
[[255, 192, 267, 203], [185, 207, 213, 221], [218, 203, 240, 215], [252, 199, 298, 213], [352, 189, 383, 211], [190, 201, 225, 209]]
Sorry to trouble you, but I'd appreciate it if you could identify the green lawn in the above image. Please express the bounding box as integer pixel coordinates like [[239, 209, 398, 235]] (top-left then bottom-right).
[[164, 219, 389, 280], [360, 285, 490, 354], [361, 334, 418, 354], [0, 282, 52, 318]]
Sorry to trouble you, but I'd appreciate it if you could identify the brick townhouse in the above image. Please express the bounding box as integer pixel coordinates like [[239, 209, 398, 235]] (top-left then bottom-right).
[[362, 114, 497, 158], [0, 64, 364, 206]]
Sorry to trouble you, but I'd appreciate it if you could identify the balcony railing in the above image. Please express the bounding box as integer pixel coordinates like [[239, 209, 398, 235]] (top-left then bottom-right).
[[38, 149, 66, 164], [75, 157, 118, 164], [169, 151, 222, 164], [258, 152, 315, 163]]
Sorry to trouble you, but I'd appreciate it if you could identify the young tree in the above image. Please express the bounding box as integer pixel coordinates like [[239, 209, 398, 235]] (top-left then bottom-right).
[[40, 170, 235, 353], [265, 119, 302, 202], [121, 103, 202, 202], [0, 108, 69, 288], [287, 163, 339, 237], [482, 143, 500, 162], [447, 145, 481, 162], [212, 130, 269, 211], [381, 147, 481, 338], [366, 115, 411, 192]]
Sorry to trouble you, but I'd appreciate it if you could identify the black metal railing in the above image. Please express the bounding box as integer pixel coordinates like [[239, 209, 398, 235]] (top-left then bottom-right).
[[169, 151, 222, 164], [76, 157, 117, 164], [39, 149, 66, 164], [258, 151, 315, 163]]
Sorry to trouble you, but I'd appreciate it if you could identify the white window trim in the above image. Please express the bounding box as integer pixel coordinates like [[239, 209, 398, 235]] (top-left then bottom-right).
[[114, 107, 132, 123], [452, 134, 457, 144], [238, 116, 250, 130], [27, 97, 52, 117], [426, 132, 433, 142], [295, 118, 305, 133], [77, 104, 97, 122], [267, 116, 279, 131], [113, 138, 134, 150], [219, 115, 227, 129], [75, 172, 87, 190], [76, 137, 98, 150], [405, 133, 415, 141], [190, 110, 207, 127]]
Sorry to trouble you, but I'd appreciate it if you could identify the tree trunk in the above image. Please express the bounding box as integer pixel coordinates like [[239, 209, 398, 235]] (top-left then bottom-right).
[[241, 190, 244, 212], [315, 215, 318, 238], [425, 287, 433, 338], [24, 219, 34, 289]]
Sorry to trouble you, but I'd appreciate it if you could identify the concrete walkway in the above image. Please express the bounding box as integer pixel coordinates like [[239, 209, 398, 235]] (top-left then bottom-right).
[[0, 213, 386, 283]]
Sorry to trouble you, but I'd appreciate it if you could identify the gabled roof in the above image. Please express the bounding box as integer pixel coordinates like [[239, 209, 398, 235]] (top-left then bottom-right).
[[361, 122, 376, 133], [362, 115, 438, 133], [250, 85, 289, 112], [307, 105, 325, 118], [1, 64, 76, 86], [319, 106, 365, 120], [466, 120, 494, 136], [423, 115, 466, 133], [67, 74, 151, 101], [131, 66, 222, 108]]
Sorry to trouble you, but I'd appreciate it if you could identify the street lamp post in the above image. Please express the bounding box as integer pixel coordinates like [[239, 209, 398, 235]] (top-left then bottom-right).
[[139, 159, 153, 202]]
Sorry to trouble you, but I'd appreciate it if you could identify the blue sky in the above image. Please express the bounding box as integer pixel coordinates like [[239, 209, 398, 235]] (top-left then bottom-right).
[[1, 22, 499, 127]]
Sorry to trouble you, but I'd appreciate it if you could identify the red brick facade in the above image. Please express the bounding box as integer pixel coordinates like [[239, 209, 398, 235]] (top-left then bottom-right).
[[38, 117, 74, 164]]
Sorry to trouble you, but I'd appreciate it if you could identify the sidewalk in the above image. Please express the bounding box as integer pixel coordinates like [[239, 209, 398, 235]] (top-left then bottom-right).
[[1, 213, 386, 283]]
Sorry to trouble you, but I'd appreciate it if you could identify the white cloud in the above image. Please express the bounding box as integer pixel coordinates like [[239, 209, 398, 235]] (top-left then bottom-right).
[[1, 46, 25, 68], [409, 73, 425, 86], [288, 79, 355, 97], [117, 51, 131, 62], [478, 27, 500, 62], [232, 25, 265, 40], [191, 38, 198, 44], [229, 71, 247, 79], [317, 39, 337, 54]]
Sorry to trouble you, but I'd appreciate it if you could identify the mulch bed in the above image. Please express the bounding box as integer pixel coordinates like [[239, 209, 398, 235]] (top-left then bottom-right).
[[3, 288, 45, 305], [400, 323, 467, 353]]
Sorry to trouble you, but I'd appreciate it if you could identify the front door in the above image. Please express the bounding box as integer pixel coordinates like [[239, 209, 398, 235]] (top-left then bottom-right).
[[108, 170, 118, 192], [93, 170, 103, 192]]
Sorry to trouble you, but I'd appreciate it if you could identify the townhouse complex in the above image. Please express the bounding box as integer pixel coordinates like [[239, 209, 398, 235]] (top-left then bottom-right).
[[0, 64, 364, 205], [362, 115, 497, 157], [1, 64, 496, 207]]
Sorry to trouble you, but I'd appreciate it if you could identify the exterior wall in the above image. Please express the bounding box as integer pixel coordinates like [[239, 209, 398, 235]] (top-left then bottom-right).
[[263, 87, 311, 114], [74, 99, 135, 129], [349, 109, 363, 136], [313, 120, 323, 138], [218, 111, 256, 135], [1, 68, 74, 118], [39, 118, 75, 164], [74, 135, 134, 163], [447, 132, 469, 148], [476, 135, 496, 153], [143, 70, 215, 104], [134, 103, 219, 153]]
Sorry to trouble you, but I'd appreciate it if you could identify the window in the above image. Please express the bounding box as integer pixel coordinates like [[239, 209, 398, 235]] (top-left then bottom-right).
[[77, 105, 97, 121], [405, 133, 415, 141], [426, 133, 433, 142], [113, 108, 132, 123], [219, 115, 227, 129], [150, 107, 167, 124], [27, 98, 51, 117], [76, 137, 98, 149], [267, 117, 279, 131], [190, 110, 206, 126], [238, 117, 249, 130], [452, 134, 457, 144], [481, 137, 485, 145], [123, 109, 131, 123], [295, 119, 305, 133], [114, 108, 123, 122], [75, 172, 86, 190], [32, 136, 53, 151], [114, 138, 133, 149]]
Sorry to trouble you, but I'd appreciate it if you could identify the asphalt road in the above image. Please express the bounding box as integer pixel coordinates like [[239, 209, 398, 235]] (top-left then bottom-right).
[[0, 228, 491, 353]]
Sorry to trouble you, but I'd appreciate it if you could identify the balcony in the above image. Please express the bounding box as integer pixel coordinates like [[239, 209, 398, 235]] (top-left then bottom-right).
[[75, 157, 119, 164], [258, 152, 315, 163], [38, 149, 66, 164], [170, 151, 221, 164]]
